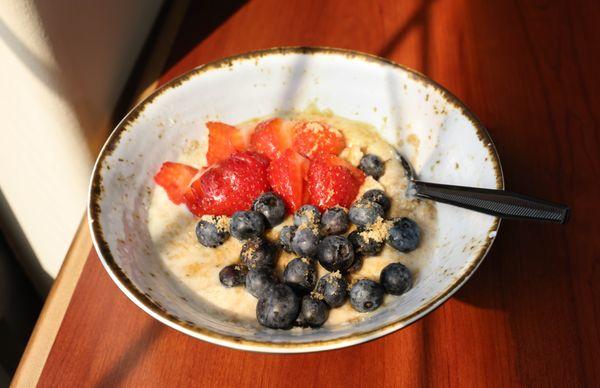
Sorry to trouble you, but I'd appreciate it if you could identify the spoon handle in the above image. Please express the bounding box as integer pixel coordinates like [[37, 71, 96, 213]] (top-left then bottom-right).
[[412, 181, 570, 223]]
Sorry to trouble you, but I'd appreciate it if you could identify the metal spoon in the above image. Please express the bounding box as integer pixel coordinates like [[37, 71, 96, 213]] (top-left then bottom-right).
[[396, 151, 570, 223]]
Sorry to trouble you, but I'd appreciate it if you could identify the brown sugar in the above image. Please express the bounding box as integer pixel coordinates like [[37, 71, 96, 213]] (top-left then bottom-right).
[[200, 215, 230, 233], [359, 217, 390, 242]]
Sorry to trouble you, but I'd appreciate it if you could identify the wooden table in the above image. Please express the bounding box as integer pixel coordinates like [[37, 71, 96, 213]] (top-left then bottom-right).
[[13, 0, 600, 386]]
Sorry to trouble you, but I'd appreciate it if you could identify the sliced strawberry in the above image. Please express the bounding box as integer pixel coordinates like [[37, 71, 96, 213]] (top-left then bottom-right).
[[307, 154, 365, 211], [184, 151, 270, 216], [154, 162, 199, 205], [249, 118, 294, 160], [292, 121, 346, 159], [326, 154, 366, 183], [268, 149, 310, 212], [206, 121, 246, 165]]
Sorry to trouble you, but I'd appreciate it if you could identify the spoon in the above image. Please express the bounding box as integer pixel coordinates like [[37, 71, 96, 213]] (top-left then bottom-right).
[[396, 151, 570, 223]]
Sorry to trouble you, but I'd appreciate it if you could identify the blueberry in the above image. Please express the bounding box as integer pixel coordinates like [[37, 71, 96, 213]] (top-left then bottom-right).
[[196, 216, 230, 247], [295, 296, 329, 328], [283, 258, 317, 294], [320, 207, 350, 235], [387, 217, 420, 252], [359, 154, 385, 179], [349, 199, 385, 227], [315, 273, 348, 307], [380, 263, 412, 295], [240, 237, 278, 270], [317, 235, 355, 272], [279, 225, 297, 253], [219, 264, 248, 287], [253, 192, 286, 228], [348, 229, 384, 256], [230, 211, 265, 240], [346, 254, 363, 273], [245, 269, 277, 298], [256, 284, 300, 329], [294, 205, 321, 227], [361, 189, 391, 213], [291, 227, 320, 257], [349, 279, 384, 312]]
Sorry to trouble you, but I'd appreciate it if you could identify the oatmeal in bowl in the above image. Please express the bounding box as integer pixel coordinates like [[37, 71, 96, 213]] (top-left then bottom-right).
[[89, 47, 502, 352], [150, 108, 437, 329]]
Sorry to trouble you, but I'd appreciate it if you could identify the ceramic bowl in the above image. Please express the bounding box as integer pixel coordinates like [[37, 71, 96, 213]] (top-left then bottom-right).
[[89, 47, 503, 353]]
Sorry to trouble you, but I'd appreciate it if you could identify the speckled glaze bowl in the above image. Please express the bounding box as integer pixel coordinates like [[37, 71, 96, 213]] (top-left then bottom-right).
[[89, 47, 503, 353]]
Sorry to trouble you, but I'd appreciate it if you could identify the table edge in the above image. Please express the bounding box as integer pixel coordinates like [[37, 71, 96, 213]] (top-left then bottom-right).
[[11, 216, 91, 387]]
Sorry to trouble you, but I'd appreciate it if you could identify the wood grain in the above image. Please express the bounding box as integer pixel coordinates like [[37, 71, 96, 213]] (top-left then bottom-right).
[[34, 0, 600, 386]]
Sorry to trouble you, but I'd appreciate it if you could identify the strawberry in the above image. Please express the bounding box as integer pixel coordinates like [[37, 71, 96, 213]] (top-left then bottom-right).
[[307, 154, 365, 211], [292, 121, 346, 159], [326, 153, 366, 183], [184, 151, 270, 216], [268, 149, 310, 212], [206, 121, 246, 165], [249, 118, 294, 160], [154, 162, 199, 205]]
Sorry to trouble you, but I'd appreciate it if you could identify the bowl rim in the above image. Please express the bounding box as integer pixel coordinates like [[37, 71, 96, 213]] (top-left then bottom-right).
[[88, 46, 504, 353]]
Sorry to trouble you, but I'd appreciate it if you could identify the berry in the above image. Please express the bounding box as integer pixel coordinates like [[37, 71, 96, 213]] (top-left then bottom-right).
[[291, 227, 320, 257], [268, 149, 310, 212], [195, 216, 230, 247], [206, 121, 246, 165], [256, 284, 300, 329], [361, 189, 391, 213], [185, 151, 270, 216], [320, 207, 349, 235], [279, 225, 297, 253], [317, 235, 355, 272], [249, 118, 293, 160], [359, 154, 385, 179], [380, 263, 412, 295], [349, 199, 384, 227], [296, 296, 329, 328], [346, 254, 363, 273], [245, 269, 277, 298], [252, 192, 286, 228], [154, 162, 199, 205], [219, 264, 248, 287], [240, 237, 277, 270], [349, 279, 384, 312], [292, 121, 346, 159], [294, 205, 321, 227], [283, 258, 317, 294], [307, 154, 365, 211], [230, 211, 266, 240], [315, 273, 348, 308], [387, 217, 420, 252], [348, 229, 384, 256]]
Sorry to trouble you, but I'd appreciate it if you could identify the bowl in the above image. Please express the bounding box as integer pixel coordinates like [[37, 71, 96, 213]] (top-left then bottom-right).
[[89, 47, 502, 353]]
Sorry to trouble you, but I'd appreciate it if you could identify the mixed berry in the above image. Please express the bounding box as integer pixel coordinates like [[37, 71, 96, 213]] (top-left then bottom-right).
[[154, 117, 422, 329]]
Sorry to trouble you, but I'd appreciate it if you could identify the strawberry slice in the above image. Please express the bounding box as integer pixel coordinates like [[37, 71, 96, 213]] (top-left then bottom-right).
[[307, 154, 365, 211], [154, 162, 199, 204], [292, 121, 346, 159], [184, 151, 270, 216], [206, 121, 246, 165], [249, 118, 294, 160], [268, 149, 310, 212], [326, 154, 366, 183]]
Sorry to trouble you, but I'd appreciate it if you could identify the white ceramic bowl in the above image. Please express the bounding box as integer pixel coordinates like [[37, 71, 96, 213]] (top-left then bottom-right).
[[89, 47, 503, 353]]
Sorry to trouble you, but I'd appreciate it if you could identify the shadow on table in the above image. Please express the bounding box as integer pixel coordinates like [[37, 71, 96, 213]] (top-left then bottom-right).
[[96, 320, 164, 386], [377, 0, 435, 75], [162, 0, 249, 77]]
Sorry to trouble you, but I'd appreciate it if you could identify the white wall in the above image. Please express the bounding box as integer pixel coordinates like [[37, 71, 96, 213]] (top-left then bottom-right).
[[0, 0, 163, 294]]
